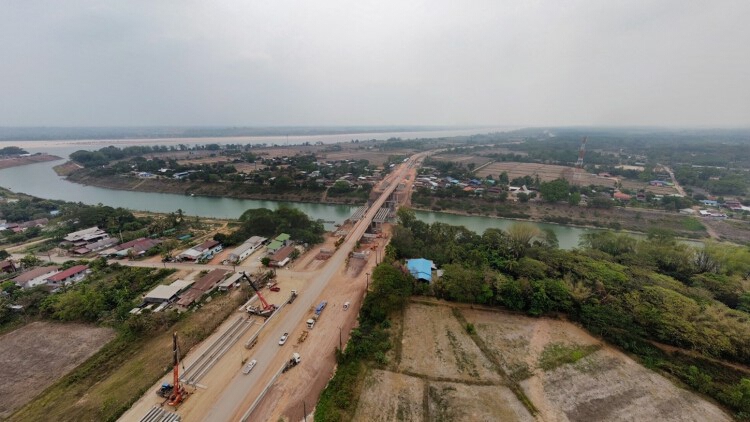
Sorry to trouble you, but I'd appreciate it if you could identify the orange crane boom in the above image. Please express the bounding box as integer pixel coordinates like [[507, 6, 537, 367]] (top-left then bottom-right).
[[167, 332, 188, 407]]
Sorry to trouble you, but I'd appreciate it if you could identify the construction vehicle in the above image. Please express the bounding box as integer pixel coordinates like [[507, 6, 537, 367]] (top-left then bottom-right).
[[282, 353, 301, 372], [287, 290, 298, 304], [241, 272, 277, 318], [306, 300, 327, 329], [155, 332, 189, 407]]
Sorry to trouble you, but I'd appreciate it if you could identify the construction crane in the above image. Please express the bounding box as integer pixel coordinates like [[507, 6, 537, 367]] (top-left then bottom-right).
[[155, 332, 189, 407], [241, 272, 277, 317]]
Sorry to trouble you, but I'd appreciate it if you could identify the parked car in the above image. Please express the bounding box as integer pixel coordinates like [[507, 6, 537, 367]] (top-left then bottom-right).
[[270, 286, 281, 292], [242, 359, 257, 374], [343, 301, 350, 310], [279, 332, 289, 345]]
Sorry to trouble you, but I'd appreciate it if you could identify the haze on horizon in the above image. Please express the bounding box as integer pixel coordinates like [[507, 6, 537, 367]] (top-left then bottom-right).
[[1, 1, 748, 128]]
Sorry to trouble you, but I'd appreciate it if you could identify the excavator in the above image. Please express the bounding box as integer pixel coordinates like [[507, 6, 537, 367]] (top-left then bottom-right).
[[241, 272, 278, 318], [155, 332, 189, 407]]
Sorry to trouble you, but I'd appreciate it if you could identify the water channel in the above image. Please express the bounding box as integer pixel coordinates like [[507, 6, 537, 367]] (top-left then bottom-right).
[[1, 130, 598, 249], [0, 158, 598, 249]]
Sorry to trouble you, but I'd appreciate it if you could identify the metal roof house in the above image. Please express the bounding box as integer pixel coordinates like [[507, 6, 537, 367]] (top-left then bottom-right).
[[228, 236, 267, 263], [267, 233, 291, 253], [406, 258, 434, 283]]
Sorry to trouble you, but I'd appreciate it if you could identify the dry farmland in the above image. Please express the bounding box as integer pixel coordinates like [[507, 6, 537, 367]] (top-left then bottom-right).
[[464, 308, 732, 422], [0, 322, 116, 419], [474, 162, 617, 187], [619, 179, 682, 196], [351, 300, 733, 422], [430, 153, 494, 169]]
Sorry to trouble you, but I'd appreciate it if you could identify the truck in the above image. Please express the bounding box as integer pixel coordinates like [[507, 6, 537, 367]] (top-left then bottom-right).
[[314, 301, 327, 316], [306, 300, 328, 329], [287, 290, 298, 304], [283, 353, 301, 372]]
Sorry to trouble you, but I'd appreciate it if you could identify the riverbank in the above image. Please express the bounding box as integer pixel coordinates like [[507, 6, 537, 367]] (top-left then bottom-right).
[[0, 154, 60, 170], [411, 198, 724, 241], [63, 169, 368, 206], [59, 165, 750, 244]]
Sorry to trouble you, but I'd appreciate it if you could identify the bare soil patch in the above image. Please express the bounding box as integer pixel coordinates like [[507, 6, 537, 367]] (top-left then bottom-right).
[[399, 303, 499, 382], [475, 162, 616, 187], [0, 322, 115, 419], [461, 309, 733, 422], [427, 382, 534, 422], [353, 369, 425, 422]]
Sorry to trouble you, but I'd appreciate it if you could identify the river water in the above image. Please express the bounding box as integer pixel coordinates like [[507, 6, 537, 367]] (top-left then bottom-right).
[[0, 129, 597, 249]]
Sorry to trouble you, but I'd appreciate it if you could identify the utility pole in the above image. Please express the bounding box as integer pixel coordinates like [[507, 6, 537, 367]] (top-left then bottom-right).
[[338, 326, 343, 351], [303, 401, 307, 422], [365, 272, 370, 291]]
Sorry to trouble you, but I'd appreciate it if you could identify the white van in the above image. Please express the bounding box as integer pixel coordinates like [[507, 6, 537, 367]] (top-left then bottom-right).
[[343, 302, 350, 310]]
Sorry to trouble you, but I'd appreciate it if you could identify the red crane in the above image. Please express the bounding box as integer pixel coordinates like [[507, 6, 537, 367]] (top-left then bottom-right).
[[241, 272, 277, 316], [167, 332, 188, 407]]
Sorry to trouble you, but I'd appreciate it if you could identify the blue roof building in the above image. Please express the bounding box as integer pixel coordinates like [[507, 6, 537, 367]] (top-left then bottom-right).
[[406, 258, 434, 283]]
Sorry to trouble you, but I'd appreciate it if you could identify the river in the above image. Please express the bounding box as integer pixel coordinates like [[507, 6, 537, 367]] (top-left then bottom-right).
[[1, 129, 598, 249]]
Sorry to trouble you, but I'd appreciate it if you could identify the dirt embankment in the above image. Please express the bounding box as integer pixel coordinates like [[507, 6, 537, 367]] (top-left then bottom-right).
[[0, 154, 61, 170], [64, 169, 368, 205]]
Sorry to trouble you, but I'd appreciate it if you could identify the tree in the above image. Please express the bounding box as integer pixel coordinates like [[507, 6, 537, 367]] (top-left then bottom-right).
[[539, 178, 570, 202], [160, 239, 179, 262], [438, 264, 492, 304], [506, 223, 542, 258], [0, 249, 9, 260], [568, 192, 581, 206], [20, 254, 42, 268]]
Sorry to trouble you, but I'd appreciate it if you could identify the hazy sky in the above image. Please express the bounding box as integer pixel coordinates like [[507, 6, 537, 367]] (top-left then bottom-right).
[[1, 1, 748, 127]]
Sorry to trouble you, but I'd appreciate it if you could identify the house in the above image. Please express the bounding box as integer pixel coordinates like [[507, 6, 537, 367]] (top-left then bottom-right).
[[16, 218, 49, 231], [680, 208, 696, 215], [217, 272, 243, 291], [64, 227, 109, 243], [699, 210, 728, 219], [266, 233, 291, 253], [73, 237, 119, 255], [178, 239, 222, 261], [106, 238, 162, 258], [613, 191, 632, 201], [723, 200, 743, 211], [406, 258, 435, 283], [227, 236, 267, 263], [176, 269, 229, 308], [700, 200, 719, 207], [13, 266, 60, 289], [46, 265, 89, 287], [269, 245, 296, 267], [649, 180, 672, 187], [144, 283, 186, 304], [0, 260, 17, 273]]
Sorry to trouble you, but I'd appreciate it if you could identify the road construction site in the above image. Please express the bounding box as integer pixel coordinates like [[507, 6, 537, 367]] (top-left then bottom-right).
[[120, 155, 424, 421]]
